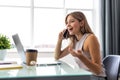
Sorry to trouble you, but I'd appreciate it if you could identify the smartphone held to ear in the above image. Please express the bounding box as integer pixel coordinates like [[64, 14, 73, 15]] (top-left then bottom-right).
[[63, 29, 69, 39]]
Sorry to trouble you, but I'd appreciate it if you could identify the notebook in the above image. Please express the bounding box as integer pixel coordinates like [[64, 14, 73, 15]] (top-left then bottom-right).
[[12, 34, 61, 66], [0, 61, 23, 70], [0, 64, 23, 70]]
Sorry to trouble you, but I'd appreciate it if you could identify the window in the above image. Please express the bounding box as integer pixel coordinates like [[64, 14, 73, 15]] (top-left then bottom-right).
[[0, 0, 100, 52]]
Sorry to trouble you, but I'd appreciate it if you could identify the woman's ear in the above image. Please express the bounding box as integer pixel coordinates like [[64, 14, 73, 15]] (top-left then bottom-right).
[[80, 20, 84, 27], [80, 20, 85, 34]]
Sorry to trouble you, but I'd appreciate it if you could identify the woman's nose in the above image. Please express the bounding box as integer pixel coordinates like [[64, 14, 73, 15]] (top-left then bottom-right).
[[66, 23, 70, 27]]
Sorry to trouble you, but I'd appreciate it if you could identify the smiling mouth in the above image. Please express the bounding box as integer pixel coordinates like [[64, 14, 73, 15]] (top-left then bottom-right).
[[68, 27, 73, 31]]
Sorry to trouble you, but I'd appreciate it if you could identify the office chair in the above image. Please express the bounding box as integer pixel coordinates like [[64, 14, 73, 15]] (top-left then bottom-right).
[[103, 55, 120, 80]]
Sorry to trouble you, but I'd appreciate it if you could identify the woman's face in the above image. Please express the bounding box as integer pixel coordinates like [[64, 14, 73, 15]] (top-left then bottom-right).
[[66, 15, 81, 35]]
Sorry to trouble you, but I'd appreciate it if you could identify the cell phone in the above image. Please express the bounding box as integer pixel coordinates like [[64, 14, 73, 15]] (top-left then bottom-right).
[[63, 29, 69, 39]]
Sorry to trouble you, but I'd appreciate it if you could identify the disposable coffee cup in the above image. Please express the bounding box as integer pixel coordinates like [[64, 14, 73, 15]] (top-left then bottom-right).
[[26, 49, 38, 66]]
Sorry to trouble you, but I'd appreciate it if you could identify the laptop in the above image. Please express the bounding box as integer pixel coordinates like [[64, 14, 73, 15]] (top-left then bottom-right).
[[12, 34, 61, 66]]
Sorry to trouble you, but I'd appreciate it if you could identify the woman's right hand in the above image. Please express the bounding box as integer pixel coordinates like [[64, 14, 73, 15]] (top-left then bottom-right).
[[58, 29, 66, 40]]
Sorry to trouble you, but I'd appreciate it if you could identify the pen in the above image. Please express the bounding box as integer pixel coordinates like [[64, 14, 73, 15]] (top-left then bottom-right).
[[0, 63, 13, 65], [36, 63, 61, 66]]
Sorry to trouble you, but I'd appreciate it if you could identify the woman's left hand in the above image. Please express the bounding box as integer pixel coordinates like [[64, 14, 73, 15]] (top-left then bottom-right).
[[68, 47, 82, 57]]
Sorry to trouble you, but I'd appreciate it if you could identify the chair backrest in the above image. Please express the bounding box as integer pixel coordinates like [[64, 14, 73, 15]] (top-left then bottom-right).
[[103, 55, 120, 80]]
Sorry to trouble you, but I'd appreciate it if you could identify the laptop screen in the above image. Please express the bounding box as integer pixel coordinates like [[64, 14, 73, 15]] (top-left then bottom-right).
[[12, 34, 26, 63]]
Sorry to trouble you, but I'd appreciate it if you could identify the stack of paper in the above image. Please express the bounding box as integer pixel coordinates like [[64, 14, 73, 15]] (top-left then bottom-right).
[[0, 61, 23, 70]]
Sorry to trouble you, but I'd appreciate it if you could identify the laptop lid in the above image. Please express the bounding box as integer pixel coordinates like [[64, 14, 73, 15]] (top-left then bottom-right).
[[12, 34, 26, 63]]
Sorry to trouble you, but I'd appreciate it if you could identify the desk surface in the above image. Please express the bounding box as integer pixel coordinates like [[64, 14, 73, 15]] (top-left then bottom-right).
[[0, 58, 97, 80]]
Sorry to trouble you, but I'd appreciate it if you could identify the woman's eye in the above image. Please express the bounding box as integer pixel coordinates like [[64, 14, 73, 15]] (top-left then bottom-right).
[[66, 20, 75, 24], [70, 20, 74, 23]]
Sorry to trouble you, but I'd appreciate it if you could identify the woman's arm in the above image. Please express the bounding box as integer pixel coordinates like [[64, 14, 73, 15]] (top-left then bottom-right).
[[54, 31, 69, 60], [85, 34, 102, 74]]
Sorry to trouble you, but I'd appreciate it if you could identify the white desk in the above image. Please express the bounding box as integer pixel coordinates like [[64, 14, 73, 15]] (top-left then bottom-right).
[[0, 58, 100, 80]]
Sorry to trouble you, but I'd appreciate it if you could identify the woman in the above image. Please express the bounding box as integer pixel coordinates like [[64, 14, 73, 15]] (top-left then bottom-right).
[[54, 11, 105, 76]]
